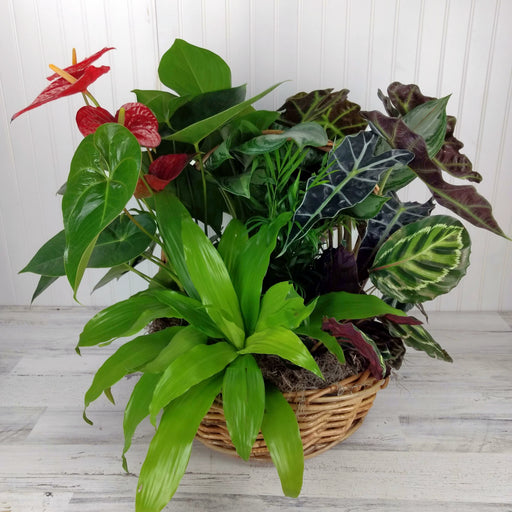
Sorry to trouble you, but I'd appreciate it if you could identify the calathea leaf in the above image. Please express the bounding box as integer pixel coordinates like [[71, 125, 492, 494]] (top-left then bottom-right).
[[136, 374, 223, 512], [62, 124, 141, 295], [386, 321, 452, 362], [288, 131, 413, 247], [365, 111, 506, 238], [278, 88, 367, 139], [322, 318, 386, 379], [370, 215, 471, 303], [357, 194, 435, 280]]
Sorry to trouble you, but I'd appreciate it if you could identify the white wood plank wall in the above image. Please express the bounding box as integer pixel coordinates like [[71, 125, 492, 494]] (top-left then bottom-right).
[[1, 0, 511, 309]]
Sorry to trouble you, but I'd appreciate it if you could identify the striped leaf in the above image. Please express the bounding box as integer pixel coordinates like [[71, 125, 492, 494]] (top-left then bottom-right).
[[370, 215, 471, 303]]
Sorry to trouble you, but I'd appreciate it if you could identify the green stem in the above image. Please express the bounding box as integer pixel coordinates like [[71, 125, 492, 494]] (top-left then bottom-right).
[[123, 208, 163, 248], [84, 90, 100, 107], [194, 144, 209, 235], [123, 263, 154, 285], [378, 167, 393, 194]]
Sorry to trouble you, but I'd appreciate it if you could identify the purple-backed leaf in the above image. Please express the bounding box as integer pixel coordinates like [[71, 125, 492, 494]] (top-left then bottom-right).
[[315, 246, 360, 295], [322, 318, 386, 379], [385, 82, 435, 115], [364, 111, 508, 239], [383, 314, 422, 325]]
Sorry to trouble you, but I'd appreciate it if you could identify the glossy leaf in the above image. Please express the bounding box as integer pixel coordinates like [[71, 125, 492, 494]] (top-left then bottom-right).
[[149, 342, 237, 424], [164, 82, 283, 145], [136, 374, 223, 512], [387, 322, 452, 362], [255, 282, 317, 331], [240, 327, 322, 378], [132, 89, 189, 125], [77, 292, 177, 349], [370, 215, 471, 303], [232, 213, 291, 334], [21, 231, 66, 276], [158, 39, 231, 96], [261, 385, 304, 498], [322, 319, 386, 379], [122, 372, 161, 472], [223, 354, 265, 460], [236, 122, 328, 154], [181, 215, 245, 348], [83, 328, 175, 421], [364, 111, 508, 238], [62, 124, 141, 294]]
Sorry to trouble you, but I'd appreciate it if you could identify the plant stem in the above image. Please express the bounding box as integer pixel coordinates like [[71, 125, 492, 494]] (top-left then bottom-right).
[[123, 263, 153, 285], [194, 143, 208, 234], [123, 208, 162, 248]]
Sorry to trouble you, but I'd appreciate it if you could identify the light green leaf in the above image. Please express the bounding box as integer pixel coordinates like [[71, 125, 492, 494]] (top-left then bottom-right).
[[149, 342, 237, 424], [83, 328, 175, 423], [158, 39, 231, 96], [181, 215, 245, 348], [217, 219, 249, 276], [240, 327, 322, 378], [164, 82, 283, 145], [122, 372, 161, 472], [295, 324, 345, 364], [261, 385, 304, 498], [370, 215, 471, 303], [62, 124, 141, 295], [142, 325, 208, 373], [136, 374, 223, 512], [255, 282, 317, 331], [77, 292, 178, 350], [223, 355, 265, 460], [402, 96, 449, 159]]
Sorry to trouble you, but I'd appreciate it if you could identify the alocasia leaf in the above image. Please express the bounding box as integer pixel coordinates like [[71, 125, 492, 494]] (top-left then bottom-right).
[[288, 131, 413, 246], [322, 318, 386, 379], [370, 215, 471, 303], [365, 111, 507, 238], [278, 88, 367, 139], [62, 124, 141, 295]]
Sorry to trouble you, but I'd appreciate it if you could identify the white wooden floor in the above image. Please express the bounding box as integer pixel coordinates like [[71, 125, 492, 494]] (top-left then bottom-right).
[[0, 307, 511, 512]]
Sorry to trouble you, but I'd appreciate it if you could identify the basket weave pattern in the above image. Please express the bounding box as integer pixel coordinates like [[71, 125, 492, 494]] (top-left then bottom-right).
[[196, 369, 389, 460]]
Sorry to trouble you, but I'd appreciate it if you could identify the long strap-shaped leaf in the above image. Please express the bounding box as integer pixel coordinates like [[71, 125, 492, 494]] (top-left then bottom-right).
[[122, 372, 161, 472], [83, 328, 177, 423], [261, 385, 304, 498], [370, 215, 471, 303], [149, 342, 237, 425], [223, 354, 265, 460], [136, 374, 223, 512]]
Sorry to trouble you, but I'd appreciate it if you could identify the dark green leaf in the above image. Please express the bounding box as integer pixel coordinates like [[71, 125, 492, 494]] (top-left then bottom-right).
[[31, 275, 59, 303], [149, 342, 237, 424], [158, 39, 231, 96], [343, 193, 389, 220], [21, 231, 66, 276], [136, 374, 223, 512], [223, 354, 265, 460], [261, 385, 304, 498], [380, 166, 417, 194], [122, 372, 161, 472], [62, 124, 141, 294], [132, 89, 189, 125]]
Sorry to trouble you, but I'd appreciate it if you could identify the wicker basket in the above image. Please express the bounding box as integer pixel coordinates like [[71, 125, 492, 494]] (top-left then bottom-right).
[[196, 369, 389, 460]]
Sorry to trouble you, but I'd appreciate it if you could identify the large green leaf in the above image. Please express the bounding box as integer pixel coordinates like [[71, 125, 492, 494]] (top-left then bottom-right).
[[217, 219, 249, 276], [287, 131, 413, 247], [232, 213, 291, 334], [260, 385, 304, 498], [83, 328, 175, 423], [62, 124, 141, 294], [149, 342, 237, 424], [31, 275, 59, 303], [122, 372, 161, 472], [136, 374, 223, 512], [132, 89, 189, 125], [181, 215, 245, 348], [240, 327, 322, 378], [164, 82, 283, 145], [255, 282, 317, 331], [158, 39, 231, 96], [222, 354, 265, 460], [370, 215, 471, 303], [77, 292, 178, 350], [387, 322, 452, 362]]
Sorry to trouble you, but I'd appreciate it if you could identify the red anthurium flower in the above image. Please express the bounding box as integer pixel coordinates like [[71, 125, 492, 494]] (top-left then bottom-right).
[[11, 47, 114, 121], [76, 102, 161, 148], [134, 154, 190, 199]]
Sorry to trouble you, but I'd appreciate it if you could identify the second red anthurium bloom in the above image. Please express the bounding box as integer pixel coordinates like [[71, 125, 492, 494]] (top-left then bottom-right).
[[134, 154, 190, 199], [76, 103, 161, 148]]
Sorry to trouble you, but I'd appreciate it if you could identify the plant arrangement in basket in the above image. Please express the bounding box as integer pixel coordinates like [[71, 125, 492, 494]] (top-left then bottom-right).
[[14, 39, 509, 512]]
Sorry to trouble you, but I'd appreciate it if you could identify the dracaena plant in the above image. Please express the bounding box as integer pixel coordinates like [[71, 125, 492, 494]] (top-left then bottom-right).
[[13, 39, 509, 512]]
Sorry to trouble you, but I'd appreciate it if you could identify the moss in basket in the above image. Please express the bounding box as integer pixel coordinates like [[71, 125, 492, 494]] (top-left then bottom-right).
[[14, 38, 509, 512]]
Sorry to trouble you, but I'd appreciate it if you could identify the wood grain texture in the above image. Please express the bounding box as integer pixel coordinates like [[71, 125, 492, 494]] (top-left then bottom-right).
[[0, 307, 510, 511]]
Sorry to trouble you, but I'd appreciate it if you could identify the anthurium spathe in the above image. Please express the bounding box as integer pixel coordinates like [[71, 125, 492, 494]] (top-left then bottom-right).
[[11, 47, 113, 121], [76, 102, 161, 147]]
